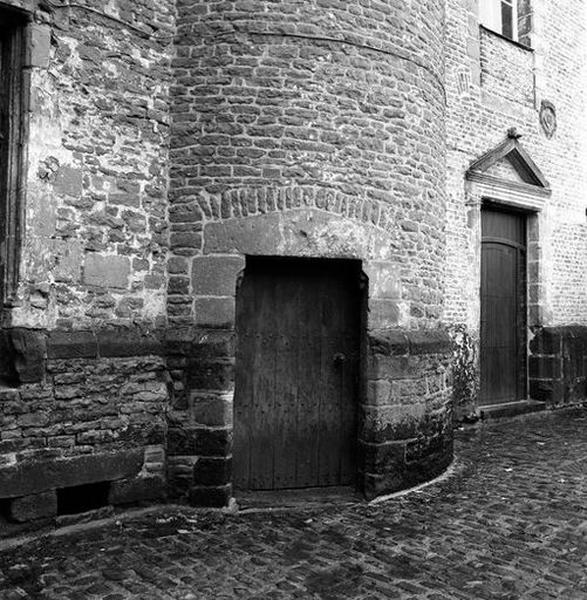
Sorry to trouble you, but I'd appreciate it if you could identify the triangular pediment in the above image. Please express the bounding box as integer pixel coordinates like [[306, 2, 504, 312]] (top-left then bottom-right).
[[466, 133, 550, 191]]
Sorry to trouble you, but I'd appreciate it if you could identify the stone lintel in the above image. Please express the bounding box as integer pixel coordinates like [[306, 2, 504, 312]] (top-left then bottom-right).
[[0, 450, 144, 499]]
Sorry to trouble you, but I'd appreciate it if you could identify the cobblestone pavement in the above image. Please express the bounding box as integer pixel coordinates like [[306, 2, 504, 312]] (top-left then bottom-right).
[[0, 408, 586, 600]]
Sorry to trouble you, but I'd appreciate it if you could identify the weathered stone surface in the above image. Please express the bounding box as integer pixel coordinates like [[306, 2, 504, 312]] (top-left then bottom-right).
[[9, 490, 57, 522], [363, 261, 401, 300], [203, 215, 283, 257], [25, 23, 50, 68], [0, 450, 144, 498], [109, 476, 166, 505], [193, 457, 232, 487], [47, 330, 97, 359], [194, 297, 235, 328], [188, 484, 231, 508], [83, 255, 130, 290], [53, 165, 83, 198], [190, 330, 236, 360], [10, 328, 46, 383], [529, 326, 587, 407], [368, 331, 410, 357], [96, 329, 164, 358], [187, 361, 234, 392], [367, 299, 401, 329], [192, 255, 245, 296], [51, 240, 83, 284], [189, 394, 233, 427]]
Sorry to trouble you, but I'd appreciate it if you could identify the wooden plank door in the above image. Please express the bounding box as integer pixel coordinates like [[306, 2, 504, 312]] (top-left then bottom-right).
[[480, 207, 527, 405], [234, 257, 361, 491]]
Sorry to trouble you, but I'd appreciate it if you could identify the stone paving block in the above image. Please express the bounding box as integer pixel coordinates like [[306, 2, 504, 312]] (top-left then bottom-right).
[[0, 409, 585, 600]]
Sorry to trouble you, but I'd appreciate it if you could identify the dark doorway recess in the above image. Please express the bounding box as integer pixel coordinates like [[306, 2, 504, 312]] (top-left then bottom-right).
[[234, 256, 362, 491], [57, 481, 111, 515], [480, 206, 527, 405]]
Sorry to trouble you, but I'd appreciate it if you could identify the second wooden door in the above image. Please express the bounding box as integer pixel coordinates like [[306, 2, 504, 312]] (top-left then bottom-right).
[[480, 207, 527, 405]]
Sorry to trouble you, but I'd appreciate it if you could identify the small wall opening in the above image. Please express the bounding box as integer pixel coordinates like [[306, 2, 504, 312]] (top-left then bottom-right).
[[57, 481, 111, 515], [0, 497, 13, 522]]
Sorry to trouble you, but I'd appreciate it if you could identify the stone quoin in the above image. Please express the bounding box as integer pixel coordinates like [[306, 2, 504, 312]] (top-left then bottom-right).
[[0, 0, 585, 529]]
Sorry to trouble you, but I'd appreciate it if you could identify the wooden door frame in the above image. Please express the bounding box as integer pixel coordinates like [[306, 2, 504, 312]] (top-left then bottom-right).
[[465, 174, 548, 411]]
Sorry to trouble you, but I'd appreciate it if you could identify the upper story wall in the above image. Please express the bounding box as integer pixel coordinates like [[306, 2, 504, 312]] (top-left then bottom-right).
[[0, 0, 174, 330], [445, 0, 587, 328], [170, 0, 449, 331]]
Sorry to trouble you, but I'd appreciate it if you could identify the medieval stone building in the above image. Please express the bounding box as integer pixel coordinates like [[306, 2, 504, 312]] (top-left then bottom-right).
[[0, 0, 585, 528]]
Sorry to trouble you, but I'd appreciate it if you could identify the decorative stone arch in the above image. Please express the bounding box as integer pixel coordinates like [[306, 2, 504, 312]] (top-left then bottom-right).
[[465, 130, 551, 414], [168, 204, 454, 506]]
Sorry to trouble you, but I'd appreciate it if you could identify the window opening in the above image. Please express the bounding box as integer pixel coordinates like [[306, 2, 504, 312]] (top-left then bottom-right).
[[480, 0, 519, 41], [0, 9, 25, 308]]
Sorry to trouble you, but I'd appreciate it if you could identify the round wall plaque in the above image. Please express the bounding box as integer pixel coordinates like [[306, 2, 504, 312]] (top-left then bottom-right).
[[539, 100, 557, 138]]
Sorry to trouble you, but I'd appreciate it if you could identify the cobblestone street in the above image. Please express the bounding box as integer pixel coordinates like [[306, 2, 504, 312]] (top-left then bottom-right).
[[0, 408, 586, 600]]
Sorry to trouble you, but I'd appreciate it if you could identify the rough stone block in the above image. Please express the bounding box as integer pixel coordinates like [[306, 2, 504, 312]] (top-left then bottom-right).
[[52, 240, 83, 283], [363, 261, 401, 299], [204, 214, 281, 255], [193, 457, 232, 486], [189, 394, 233, 427], [0, 450, 144, 498], [109, 476, 166, 505], [0, 329, 17, 384], [357, 440, 405, 474], [25, 24, 50, 68], [407, 330, 452, 355], [366, 379, 392, 406], [194, 427, 232, 457], [83, 254, 130, 289], [167, 427, 198, 456], [367, 299, 400, 329], [54, 166, 83, 198], [188, 484, 231, 507], [368, 331, 409, 357], [165, 327, 195, 355], [188, 360, 234, 391], [96, 328, 164, 357], [190, 330, 236, 359], [362, 472, 406, 500], [11, 328, 46, 384], [10, 490, 57, 522], [192, 255, 245, 296], [47, 330, 97, 359], [194, 297, 235, 328], [359, 404, 425, 443]]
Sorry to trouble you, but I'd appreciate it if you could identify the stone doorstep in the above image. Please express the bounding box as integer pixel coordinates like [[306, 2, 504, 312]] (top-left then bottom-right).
[[235, 486, 362, 511], [479, 399, 547, 421]]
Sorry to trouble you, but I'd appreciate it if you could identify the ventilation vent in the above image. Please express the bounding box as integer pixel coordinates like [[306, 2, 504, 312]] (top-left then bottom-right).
[[57, 481, 111, 515]]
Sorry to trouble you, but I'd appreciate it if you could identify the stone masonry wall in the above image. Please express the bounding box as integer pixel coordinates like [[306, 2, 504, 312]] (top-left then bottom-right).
[[445, 0, 587, 416], [170, 0, 447, 330], [1, 0, 174, 329], [361, 331, 453, 498], [529, 326, 587, 408], [0, 0, 175, 528], [168, 0, 454, 505], [0, 328, 169, 532]]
